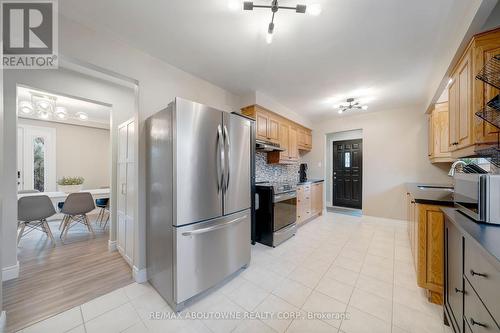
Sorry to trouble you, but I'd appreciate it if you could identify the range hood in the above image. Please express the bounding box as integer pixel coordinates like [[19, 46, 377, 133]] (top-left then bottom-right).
[[256, 140, 284, 152]]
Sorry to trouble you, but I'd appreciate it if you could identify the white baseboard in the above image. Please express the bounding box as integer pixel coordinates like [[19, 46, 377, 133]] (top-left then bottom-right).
[[133, 266, 147, 283], [108, 240, 117, 252], [0, 311, 6, 333], [2, 261, 19, 281]]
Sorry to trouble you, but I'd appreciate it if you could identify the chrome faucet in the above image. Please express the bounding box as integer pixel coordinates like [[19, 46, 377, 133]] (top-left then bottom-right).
[[448, 160, 467, 177]]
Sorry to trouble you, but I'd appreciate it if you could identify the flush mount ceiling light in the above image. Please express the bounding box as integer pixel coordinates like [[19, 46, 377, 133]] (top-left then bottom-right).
[[243, 0, 321, 44], [336, 98, 368, 114]]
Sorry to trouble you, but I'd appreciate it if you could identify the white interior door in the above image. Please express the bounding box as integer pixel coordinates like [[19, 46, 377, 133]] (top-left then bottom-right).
[[18, 125, 56, 192], [117, 119, 135, 266]]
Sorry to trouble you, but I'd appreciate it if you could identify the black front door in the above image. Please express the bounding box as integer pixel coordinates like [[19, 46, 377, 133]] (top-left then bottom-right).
[[332, 139, 362, 209]]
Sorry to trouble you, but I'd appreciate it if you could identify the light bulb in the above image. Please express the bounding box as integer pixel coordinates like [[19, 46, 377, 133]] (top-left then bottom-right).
[[38, 111, 49, 119], [55, 107, 67, 119], [306, 4, 322, 16], [76, 112, 88, 121], [266, 32, 273, 44], [362, 105, 368, 110], [338, 110, 343, 114], [37, 100, 50, 110]]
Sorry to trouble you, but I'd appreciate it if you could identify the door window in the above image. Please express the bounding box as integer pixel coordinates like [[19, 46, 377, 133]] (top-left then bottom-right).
[[33, 137, 46, 192], [344, 152, 351, 168]]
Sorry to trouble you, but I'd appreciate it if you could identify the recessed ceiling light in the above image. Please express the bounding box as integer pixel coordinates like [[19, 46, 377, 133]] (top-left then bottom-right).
[[19, 101, 34, 115], [227, 0, 240, 11], [76, 112, 88, 121], [55, 106, 67, 119]]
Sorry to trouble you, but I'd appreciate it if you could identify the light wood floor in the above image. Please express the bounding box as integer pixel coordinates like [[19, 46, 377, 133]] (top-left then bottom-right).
[[2, 217, 133, 332]]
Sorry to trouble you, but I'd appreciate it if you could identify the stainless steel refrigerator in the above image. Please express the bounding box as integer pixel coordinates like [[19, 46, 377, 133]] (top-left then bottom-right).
[[146, 98, 252, 311]]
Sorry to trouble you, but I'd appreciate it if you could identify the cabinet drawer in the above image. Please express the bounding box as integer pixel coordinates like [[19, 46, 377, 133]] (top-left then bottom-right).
[[465, 240, 500, 319], [464, 279, 499, 333]]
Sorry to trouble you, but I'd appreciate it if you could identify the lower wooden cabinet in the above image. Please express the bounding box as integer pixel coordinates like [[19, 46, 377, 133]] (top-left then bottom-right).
[[406, 193, 445, 304], [297, 182, 323, 224]]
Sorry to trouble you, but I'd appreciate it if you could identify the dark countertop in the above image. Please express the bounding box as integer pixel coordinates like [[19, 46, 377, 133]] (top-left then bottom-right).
[[442, 208, 500, 267], [406, 183, 455, 206], [297, 179, 324, 185]]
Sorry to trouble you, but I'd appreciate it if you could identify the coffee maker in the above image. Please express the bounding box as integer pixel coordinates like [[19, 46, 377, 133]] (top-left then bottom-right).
[[299, 163, 308, 182]]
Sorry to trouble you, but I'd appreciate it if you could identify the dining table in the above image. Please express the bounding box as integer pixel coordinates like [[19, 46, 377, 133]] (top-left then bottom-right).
[[18, 189, 110, 219]]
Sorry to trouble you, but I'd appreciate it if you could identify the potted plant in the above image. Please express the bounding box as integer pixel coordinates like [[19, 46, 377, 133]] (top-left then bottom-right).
[[57, 176, 85, 193]]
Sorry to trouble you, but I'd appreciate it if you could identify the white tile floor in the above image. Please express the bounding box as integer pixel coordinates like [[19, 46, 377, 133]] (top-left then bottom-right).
[[17, 212, 454, 333]]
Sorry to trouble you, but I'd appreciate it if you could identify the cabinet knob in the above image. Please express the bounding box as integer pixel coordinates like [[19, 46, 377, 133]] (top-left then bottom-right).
[[454, 288, 464, 294], [470, 270, 488, 278], [470, 318, 487, 328]]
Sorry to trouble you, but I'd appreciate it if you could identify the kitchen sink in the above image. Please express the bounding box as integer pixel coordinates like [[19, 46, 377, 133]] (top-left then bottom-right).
[[417, 185, 454, 191]]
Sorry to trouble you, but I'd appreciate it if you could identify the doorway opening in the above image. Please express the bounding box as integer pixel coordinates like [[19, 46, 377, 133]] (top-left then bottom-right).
[[2, 64, 138, 332], [332, 139, 363, 210]]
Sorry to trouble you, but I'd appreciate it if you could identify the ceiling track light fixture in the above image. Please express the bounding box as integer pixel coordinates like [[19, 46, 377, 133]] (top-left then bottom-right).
[[243, 0, 321, 43], [336, 98, 368, 114]]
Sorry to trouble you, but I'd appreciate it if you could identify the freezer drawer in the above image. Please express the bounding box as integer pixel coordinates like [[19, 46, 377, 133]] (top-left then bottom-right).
[[174, 210, 251, 303]]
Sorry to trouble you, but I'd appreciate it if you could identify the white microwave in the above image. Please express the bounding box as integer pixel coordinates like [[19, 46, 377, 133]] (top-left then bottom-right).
[[454, 174, 500, 224]]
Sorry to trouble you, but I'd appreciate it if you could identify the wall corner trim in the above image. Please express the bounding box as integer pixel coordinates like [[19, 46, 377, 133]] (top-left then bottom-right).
[[133, 266, 147, 283], [108, 240, 118, 252], [2, 261, 20, 281]]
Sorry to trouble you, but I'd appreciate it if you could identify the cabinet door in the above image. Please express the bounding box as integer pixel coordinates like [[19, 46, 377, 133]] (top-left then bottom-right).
[[449, 75, 459, 150], [437, 106, 450, 156], [475, 46, 500, 144], [267, 117, 280, 143], [445, 219, 463, 333], [311, 183, 323, 215], [428, 114, 435, 158], [256, 112, 269, 141], [458, 50, 472, 148], [279, 124, 290, 161], [288, 127, 299, 161], [305, 131, 312, 148]]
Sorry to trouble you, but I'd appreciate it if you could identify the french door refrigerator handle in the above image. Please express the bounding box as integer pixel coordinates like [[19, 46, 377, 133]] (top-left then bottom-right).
[[181, 215, 248, 236], [217, 125, 225, 193], [223, 125, 230, 191]]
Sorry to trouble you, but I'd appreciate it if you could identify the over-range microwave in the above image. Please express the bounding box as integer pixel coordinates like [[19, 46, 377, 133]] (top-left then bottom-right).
[[454, 173, 500, 224]]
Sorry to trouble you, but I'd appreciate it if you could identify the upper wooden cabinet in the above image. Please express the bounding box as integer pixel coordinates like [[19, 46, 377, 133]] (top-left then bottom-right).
[[269, 123, 299, 164], [447, 28, 500, 157], [241, 104, 312, 164], [429, 102, 452, 163], [298, 128, 312, 151]]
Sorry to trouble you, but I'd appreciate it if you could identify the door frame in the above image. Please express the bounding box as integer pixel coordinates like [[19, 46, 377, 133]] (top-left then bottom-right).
[[332, 139, 363, 209]]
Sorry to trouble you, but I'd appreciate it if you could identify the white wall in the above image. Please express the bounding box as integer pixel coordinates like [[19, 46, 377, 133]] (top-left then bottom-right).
[[18, 118, 111, 190], [324, 129, 363, 205], [2, 67, 135, 277], [302, 108, 451, 220]]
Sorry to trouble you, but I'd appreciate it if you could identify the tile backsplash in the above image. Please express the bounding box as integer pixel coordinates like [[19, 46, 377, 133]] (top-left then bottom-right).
[[255, 152, 300, 183]]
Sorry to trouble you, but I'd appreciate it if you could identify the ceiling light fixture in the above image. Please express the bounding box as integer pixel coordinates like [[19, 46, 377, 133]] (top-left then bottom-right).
[[243, 0, 321, 43], [75, 112, 88, 121], [336, 98, 369, 114]]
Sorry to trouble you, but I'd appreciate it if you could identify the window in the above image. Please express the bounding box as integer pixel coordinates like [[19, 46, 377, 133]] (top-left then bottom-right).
[[33, 137, 45, 192], [345, 152, 351, 168]]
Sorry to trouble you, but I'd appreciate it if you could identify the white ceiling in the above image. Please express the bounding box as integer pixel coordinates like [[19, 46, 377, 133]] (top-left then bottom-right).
[[17, 86, 111, 127], [59, 0, 477, 121]]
